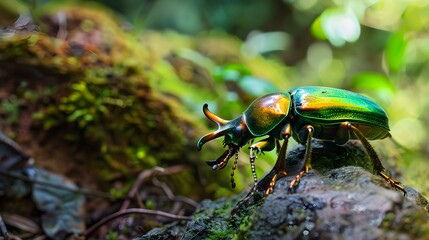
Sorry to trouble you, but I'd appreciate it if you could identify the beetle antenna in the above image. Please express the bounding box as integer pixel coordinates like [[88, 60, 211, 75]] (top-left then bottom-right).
[[249, 147, 258, 184]]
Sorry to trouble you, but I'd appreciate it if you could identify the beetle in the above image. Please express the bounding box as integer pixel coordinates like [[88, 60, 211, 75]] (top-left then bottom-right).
[[197, 86, 405, 200]]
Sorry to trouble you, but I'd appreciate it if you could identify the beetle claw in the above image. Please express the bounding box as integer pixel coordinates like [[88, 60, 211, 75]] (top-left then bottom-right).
[[378, 171, 407, 195], [265, 170, 287, 196], [288, 170, 306, 193]]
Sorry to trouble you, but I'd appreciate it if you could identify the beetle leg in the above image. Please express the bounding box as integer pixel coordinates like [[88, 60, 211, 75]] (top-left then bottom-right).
[[230, 143, 270, 215], [231, 126, 291, 215], [249, 137, 276, 153], [303, 125, 315, 172], [289, 125, 314, 192], [230, 140, 277, 215], [266, 135, 290, 195], [275, 140, 281, 155], [265, 124, 292, 195], [345, 122, 406, 195], [231, 183, 258, 215]]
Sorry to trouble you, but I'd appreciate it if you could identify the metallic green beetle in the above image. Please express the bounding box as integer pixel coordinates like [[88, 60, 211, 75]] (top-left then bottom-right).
[[197, 86, 405, 198]]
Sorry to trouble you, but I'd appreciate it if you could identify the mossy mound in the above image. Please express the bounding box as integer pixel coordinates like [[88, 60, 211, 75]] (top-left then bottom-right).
[[0, 3, 289, 198]]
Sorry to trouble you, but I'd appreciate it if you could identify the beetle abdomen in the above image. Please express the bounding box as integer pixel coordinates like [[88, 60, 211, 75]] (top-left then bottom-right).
[[290, 87, 390, 131]]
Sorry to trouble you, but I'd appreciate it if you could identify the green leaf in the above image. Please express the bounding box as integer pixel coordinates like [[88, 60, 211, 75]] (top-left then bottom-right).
[[67, 109, 85, 122], [352, 72, 395, 103], [214, 64, 279, 96], [213, 64, 252, 82], [310, 15, 326, 40], [352, 72, 394, 91], [385, 33, 407, 72]]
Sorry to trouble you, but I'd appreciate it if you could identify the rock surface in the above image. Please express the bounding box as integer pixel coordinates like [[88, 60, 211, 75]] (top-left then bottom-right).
[[138, 140, 429, 239]]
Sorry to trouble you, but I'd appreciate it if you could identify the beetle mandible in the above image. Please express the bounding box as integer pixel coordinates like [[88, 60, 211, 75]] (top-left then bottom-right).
[[197, 86, 405, 200]]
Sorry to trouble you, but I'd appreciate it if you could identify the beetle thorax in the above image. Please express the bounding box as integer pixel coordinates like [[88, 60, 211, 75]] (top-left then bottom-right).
[[243, 93, 292, 136]]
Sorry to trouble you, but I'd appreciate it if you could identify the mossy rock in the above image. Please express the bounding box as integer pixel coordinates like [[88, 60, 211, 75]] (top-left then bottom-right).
[[139, 141, 429, 239]]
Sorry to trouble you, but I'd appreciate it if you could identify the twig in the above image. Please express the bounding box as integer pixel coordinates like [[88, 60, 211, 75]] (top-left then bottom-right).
[[152, 178, 174, 198], [135, 191, 145, 209], [151, 178, 199, 209], [169, 196, 199, 209], [84, 208, 192, 238], [120, 165, 186, 210]]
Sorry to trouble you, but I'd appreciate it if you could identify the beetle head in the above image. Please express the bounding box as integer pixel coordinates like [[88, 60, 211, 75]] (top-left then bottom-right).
[[197, 104, 252, 151]]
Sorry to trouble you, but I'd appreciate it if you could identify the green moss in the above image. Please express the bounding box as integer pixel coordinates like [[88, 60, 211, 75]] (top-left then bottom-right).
[[235, 213, 253, 240], [207, 221, 235, 240], [1, 96, 20, 125]]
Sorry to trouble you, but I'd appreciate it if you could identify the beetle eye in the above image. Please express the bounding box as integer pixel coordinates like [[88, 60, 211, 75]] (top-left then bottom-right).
[[233, 126, 243, 138]]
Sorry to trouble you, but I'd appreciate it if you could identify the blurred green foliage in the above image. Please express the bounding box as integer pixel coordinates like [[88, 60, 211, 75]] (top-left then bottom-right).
[[1, 0, 429, 198]]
